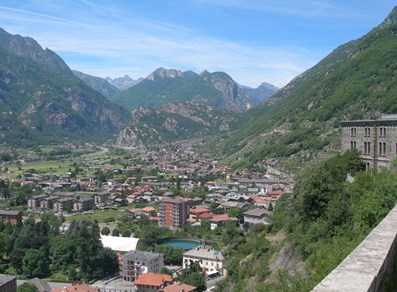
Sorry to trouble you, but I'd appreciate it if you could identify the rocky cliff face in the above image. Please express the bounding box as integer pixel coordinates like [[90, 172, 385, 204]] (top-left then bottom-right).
[[0, 27, 130, 145], [200, 71, 253, 112], [0, 28, 71, 75], [117, 101, 236, 147], [106, 75, 143, 90]]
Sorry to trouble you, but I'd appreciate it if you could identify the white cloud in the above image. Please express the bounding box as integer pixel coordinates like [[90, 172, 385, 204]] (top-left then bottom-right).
[[0, 1, 327, 87]]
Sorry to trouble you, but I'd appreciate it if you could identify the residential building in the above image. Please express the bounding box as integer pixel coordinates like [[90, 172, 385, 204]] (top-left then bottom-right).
[[243, 208, 271, 225], [341, 115, 397, 171], [189, 207, 210, 222], [120, 250, 164, 281], [51, 284, 98, 292], [27, 195, 48, 211], [134, 273, 173, 292], [159, 198, 189, 230], [0, 274, 16, 292], [183, 245, 225, 275], [73, 196, 94, 212], [94, 191, 109, 206], [53, 197, 74, 213], [209, 214, 238, 230], [0, 210, 22, 225], [40, 196, 59, 210]]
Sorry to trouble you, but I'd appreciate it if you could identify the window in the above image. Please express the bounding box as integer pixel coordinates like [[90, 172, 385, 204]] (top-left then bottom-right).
[[379, 142, 387, 156], [365, 127, 371, 137], [351, 128, 357, 137], [380, 127, 387, 137]]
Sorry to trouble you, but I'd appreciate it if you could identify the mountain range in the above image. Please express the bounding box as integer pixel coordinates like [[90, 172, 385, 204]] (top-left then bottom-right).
[[106, 75, 143, 91], [72, 70, 120, 98], [110, 68, 255, 112], [0, 28, 130, 146], [240, 82, 279, 103], [1, 6, 397, 166]]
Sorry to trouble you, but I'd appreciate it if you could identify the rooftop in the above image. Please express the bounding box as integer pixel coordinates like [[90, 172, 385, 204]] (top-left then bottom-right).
[[134, 273, 173, 286], [244, 208, 271, 217], [161, 283, 196, 292], [101, 235, 139, 252], [0, 274, 16, 285], [183, 245, 225, 261], [122, 250, 163, 262], [52, 284, 98, 292]]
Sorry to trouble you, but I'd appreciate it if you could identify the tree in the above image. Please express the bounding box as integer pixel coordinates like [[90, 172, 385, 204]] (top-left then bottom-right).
[[17, 283, 38, 292], [183, 272, 206, 292], [101, 227, 110, 235], [111, 228, 120, 237], [22, 248, 50, 278], [160, 267, 173, 276]]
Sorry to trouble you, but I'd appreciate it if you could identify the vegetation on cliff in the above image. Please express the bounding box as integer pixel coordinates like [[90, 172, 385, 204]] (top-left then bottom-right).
[[216, 150, 397, 291]]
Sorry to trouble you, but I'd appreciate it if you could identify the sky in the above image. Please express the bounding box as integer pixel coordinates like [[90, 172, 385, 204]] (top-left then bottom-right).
[[0, 1, 394, 88]]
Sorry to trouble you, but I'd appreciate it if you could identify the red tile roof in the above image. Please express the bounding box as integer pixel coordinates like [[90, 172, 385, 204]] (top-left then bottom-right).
[[197, 212, 214, 219], [52, 284, 98, 292], [134, 273, 173, 287], [190, 207, 210, 214]]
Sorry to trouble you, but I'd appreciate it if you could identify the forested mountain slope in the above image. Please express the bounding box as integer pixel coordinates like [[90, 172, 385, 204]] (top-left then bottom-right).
[[220, 7, 397, 168]]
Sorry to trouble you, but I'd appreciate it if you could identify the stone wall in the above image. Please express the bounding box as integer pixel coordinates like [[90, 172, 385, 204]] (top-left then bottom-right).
[[312, 204, 397, 291]]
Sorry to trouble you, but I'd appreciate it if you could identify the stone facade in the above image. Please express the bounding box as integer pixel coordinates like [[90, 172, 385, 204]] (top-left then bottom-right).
[[341, 115, 397, 171], [0, 274, 16, 292]]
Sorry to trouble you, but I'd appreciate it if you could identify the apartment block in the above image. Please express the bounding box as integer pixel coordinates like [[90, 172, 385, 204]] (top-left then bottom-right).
[[159, 198, 189, 230], [120, 250, 164, 282]]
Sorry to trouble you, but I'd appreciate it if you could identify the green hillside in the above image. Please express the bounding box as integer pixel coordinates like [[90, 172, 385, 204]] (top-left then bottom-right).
[[219, 7, 397, 169]]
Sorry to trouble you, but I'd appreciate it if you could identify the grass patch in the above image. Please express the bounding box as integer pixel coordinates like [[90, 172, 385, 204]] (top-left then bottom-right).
[[66, 208, 128, 223]]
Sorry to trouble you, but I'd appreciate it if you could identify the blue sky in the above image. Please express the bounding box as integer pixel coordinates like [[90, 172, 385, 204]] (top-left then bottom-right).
[[0, 0, 394, 87]]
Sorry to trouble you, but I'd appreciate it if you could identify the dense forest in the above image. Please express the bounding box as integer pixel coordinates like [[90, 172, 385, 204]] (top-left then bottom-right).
[[0, 217, 118, 281]]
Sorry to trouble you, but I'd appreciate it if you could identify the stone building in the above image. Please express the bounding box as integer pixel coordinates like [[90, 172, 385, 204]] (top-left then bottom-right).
[[0, 274, 16, 292], [341, 115, 397, 171]]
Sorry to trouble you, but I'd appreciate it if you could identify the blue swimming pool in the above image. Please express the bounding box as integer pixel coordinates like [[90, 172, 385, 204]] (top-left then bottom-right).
[[159, 238, 200, 250]]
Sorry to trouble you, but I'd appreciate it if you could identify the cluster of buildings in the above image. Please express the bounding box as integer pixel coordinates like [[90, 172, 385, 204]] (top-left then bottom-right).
[[117, 244, 224, 291], [27, 192, 106, 214]]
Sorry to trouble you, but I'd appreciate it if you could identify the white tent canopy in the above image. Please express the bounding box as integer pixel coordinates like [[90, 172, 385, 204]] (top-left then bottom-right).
[[100, 235, 139, 252]]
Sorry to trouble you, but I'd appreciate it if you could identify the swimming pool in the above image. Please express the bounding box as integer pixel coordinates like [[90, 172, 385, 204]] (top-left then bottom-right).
[[159, 238, 200, 250]]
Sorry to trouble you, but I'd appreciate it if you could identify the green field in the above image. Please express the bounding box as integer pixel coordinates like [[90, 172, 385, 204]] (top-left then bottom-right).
[[66, 207, 131, 223]]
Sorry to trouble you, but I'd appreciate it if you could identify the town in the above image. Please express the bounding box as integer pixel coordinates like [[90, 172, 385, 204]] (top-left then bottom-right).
[[0, 142, 294, 292]]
